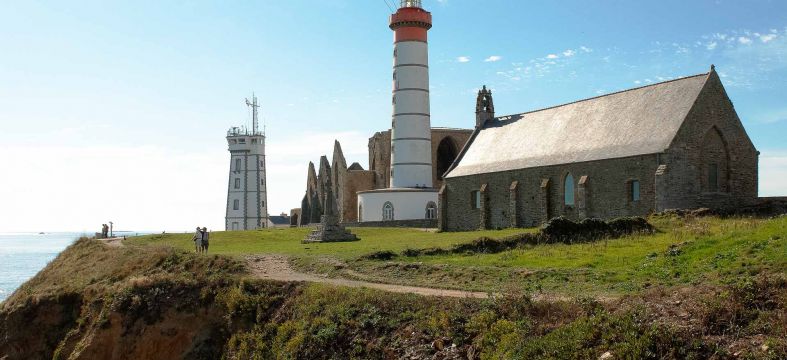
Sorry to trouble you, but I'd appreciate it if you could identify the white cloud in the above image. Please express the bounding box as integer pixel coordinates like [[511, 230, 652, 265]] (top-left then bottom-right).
[[706, 41, 718, 50], [738, 36, 752, 45], [760, 34, 777, 43], [484, 55, 502, 62], [456, 56, 470, 63], [579, 46, 592, 53], [562, 49, 576, 57], [546, 54, 559, 59]]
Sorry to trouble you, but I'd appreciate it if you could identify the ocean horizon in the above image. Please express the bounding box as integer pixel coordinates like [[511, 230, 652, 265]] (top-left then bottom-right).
[[0, 231, 156, 303]]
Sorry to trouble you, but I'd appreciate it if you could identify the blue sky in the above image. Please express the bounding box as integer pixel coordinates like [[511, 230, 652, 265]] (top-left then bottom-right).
[[1, 0, 786, 231]]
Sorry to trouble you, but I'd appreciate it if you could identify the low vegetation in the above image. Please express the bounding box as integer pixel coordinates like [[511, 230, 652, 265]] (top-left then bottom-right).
[[1, 213, 785, 359]]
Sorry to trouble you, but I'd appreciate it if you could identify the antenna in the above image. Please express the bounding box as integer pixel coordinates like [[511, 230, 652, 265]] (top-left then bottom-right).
[[245, 93, 260, 135]]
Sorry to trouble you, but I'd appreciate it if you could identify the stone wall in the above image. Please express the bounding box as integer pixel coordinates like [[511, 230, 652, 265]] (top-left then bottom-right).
[[342, 170, 376, 222], [343, 219, 437, 228], [443, 155, 661, 231], [656, 70, 758, 211]]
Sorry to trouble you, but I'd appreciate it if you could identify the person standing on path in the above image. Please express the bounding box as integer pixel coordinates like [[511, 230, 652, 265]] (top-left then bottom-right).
[[201, 227, 209, 253], [192, 226, 203, 254]]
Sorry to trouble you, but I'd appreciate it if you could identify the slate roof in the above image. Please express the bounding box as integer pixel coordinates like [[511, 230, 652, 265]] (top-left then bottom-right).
[[269, 216, 290, 226], [445, 72, 710, 178]]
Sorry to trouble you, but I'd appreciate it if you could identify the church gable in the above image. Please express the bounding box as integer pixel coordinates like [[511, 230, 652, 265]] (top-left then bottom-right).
[[446, 73, 710, 178]]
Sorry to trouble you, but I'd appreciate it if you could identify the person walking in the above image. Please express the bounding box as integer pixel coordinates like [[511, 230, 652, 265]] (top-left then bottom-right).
[[201, 227, 209, 253], [192, 226, 203, 254]]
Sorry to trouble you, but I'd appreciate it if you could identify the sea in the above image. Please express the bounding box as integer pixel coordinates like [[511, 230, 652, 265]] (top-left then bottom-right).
[[0, 231, 148, 303]]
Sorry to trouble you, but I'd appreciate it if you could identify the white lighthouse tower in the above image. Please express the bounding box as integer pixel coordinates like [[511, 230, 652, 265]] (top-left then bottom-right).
[[225, 95, 270, 231], [357, 0, 438, 222]]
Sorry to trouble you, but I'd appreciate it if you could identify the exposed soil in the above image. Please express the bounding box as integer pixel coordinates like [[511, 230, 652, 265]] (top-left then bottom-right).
[[96, 237, 125, 248], [245, 255, 490, 299]]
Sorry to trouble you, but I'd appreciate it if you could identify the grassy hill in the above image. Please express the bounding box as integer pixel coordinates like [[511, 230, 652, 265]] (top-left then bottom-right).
[[132, 214, 787, 296], [2, 214, 785, 359]]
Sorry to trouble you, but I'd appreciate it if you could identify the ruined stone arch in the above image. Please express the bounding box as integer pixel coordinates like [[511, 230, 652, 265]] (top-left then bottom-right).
[[700, 126, 731, 193], [436, 136, 459, 180]]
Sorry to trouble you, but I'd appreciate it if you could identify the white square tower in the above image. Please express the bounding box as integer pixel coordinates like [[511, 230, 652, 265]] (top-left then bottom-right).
[[225, 96, 269, 230]]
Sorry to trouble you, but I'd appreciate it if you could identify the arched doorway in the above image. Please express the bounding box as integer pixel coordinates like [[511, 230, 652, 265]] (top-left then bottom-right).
[[436, 137, 458, 180]]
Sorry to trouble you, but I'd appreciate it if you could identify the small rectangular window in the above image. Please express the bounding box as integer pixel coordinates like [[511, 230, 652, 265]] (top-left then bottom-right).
[[631, 180, 640, 202], [233, 199, 239, 210], [235, 158, 241, 171], [261, 201, 265, 207], [234, 178, 241, 189], [471, 190, 481, 209], [260, 178, 265, 186], [260, 161, 264, 168], [709, 163, 719, 192]]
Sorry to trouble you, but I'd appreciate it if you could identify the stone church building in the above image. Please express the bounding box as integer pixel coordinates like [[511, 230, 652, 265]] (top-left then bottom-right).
[[291, 127, 472, 226], [440, 66, 759, 231]]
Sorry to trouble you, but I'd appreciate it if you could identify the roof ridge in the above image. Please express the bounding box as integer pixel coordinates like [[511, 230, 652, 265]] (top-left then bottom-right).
[[496, 72, 709, 120]]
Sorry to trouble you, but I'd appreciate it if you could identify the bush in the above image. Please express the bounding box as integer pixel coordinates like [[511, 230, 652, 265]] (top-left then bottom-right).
[[360, 250, 397, 261]]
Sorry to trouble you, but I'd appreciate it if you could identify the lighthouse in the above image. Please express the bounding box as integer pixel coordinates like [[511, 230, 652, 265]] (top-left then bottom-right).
[[389, 0, 433, 188], [356, 0, 438, 222]]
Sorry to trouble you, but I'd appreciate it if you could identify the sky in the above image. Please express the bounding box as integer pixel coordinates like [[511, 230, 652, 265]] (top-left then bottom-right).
[[1, 0, 786, 232]]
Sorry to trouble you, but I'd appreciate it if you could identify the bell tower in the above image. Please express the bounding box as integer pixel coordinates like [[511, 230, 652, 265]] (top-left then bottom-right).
[[475, 85, 494, 128]]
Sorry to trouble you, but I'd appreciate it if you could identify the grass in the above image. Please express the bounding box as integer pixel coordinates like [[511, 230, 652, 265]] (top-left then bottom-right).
[[344, 215, 787, 295], [127, 215, 787, 297], [129, 227, 530, 259], [4, 217, 787, 359]]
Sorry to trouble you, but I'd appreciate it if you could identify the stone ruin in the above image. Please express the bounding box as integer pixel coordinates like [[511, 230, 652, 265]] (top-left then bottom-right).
[[302, 177, 358, 243]]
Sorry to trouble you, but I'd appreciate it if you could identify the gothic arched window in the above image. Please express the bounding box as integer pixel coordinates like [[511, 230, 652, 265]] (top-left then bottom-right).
[[425, 201, 437, 219], [564, 173, 575, 206], [383, 202, 394, 221]]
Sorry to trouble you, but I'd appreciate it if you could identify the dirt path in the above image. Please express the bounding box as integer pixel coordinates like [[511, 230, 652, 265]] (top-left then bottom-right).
[[245, 255, 491, 299], [97, 237, 125, 248]]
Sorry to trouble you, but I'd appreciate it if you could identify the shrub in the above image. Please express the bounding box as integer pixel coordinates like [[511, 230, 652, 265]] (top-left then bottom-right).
[[360, 250, 397, 261]]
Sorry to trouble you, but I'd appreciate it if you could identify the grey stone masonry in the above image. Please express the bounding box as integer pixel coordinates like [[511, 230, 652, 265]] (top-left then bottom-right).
[[303, 215, 359, 243], [441, 68, 759, 231], [509, 181, 519, 228], [479, 183, 490, 230]]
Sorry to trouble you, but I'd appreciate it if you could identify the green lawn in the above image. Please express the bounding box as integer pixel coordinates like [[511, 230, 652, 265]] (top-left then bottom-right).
[[345, 215, 787, 294], [129, 216, 787, 296], [129, 226, 531, 259]]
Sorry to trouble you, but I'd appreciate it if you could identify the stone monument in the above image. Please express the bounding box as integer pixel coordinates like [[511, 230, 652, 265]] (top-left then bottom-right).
[[303, 185, 358, 243]]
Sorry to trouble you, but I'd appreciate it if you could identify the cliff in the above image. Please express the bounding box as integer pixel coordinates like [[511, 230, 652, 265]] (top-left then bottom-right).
[[2, 236, 786, 359]]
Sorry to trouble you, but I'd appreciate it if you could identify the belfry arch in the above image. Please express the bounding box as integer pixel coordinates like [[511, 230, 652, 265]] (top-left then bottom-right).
[[436, 136, 459, 180]]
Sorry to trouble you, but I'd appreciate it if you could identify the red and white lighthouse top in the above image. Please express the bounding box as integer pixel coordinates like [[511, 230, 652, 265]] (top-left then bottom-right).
[[390, 0, 432, 42]]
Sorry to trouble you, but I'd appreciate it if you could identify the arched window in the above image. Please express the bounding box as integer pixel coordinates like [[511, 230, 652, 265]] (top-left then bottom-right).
[[564, 173, 575, 206], [425, 201, 437, 219], [382, 202, 394, 221], [701, 127, 729, 193]]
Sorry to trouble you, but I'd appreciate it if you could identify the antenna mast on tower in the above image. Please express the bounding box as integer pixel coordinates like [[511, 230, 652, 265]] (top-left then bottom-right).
[[245, 94, 260, 135]]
